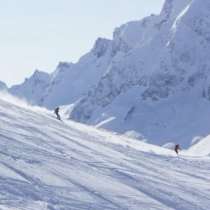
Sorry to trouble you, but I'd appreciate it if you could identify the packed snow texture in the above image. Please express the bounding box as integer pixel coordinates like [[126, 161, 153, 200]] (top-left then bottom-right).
[[9, 0, 210, 148], [0, 93, 210, 210]]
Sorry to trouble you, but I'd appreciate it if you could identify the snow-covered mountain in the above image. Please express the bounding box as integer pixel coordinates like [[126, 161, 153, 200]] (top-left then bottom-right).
[[9, 0, 210, 147], [10, 70, 50, 105], [0, 94, 210, 210], [69, 0, 210, 147], [41, 39, 113, 109], [9, 37, 113, 109]]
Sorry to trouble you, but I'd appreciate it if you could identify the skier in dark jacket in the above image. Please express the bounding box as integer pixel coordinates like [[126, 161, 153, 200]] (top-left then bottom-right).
[[174, 144, 181, 155], [54, 107, 61, 120]]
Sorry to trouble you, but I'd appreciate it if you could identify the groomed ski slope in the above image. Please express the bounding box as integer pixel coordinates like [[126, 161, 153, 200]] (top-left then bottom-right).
[[0, 95, 210, 210]]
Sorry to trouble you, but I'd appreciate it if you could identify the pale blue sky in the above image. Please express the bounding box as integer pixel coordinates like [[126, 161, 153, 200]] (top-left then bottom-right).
[[0, 0, 164, 86]]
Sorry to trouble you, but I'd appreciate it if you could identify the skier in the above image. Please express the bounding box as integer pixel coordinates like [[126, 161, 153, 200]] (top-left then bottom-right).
[[54, 107, 61, 120], [174, 144, 181, 155]]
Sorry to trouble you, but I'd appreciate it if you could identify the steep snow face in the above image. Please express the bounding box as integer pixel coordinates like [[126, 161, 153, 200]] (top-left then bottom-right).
[[169, 0, 210, 75], [9, 35, 126, 110], [0, 96, 210, 210], [0, 81, 7, 91], [160, 0, 192, 21], [113, 0, 191, 49], [37, 38, 113, 109], [10, 70, 51, 105], [113, 15, 159, 50], [70, 0, 210, 147]]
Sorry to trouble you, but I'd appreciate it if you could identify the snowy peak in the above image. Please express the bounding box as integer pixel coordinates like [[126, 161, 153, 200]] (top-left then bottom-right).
[[53, 62, 73, 76], [33, 69, 50, 80], [160, 0, 192, 20], [30, 69, 50, 83], [112, 0, 192, 49], [40, 38, 113, 109], [112, 16, 157, 50], [56, 61, 72, 70], [9, 70, 51, 105], [91, 38, 112, 58], [16, 69, 50, 87]]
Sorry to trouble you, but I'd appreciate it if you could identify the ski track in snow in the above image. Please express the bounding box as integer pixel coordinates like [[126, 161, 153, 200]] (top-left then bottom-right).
[[0, 99, 210, 210]]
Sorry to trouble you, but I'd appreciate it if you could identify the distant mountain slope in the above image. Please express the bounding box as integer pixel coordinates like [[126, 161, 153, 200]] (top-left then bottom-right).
[[0, 95, 210, 210], [41, 38, 113, 109], [9, 37, 113, 109], [10, 70, 50, 105]]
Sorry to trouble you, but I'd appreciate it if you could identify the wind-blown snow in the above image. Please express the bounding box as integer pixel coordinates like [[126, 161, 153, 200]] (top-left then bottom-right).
[[0, 95, 210, 209]]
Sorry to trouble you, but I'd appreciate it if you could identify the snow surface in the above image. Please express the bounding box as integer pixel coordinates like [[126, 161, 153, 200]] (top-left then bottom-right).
[[0, 93, 210, 210]]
